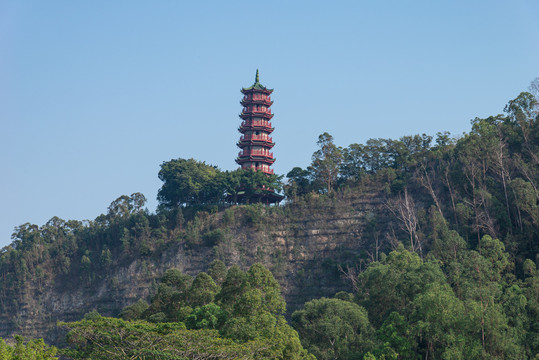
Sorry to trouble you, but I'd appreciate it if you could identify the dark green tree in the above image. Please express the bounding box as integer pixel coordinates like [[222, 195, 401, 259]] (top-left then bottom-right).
[[356, 245, 446, 326], [157, 158, 219, 208], [208, 260, 228, 286], [311, 132, 342, 193], [188, 272, 219, 308], [119, 299, 149, 321], [285, 167, 312, 198], [143, 269, 193, 322], [292, 297, 374, 360]]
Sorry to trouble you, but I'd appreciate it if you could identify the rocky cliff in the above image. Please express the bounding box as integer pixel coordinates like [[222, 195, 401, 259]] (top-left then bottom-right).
[[0, 188, 388, 344]]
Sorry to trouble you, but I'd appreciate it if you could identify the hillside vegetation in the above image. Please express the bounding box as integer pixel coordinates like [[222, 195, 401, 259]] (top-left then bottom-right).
[[0, 85, 538, 359]]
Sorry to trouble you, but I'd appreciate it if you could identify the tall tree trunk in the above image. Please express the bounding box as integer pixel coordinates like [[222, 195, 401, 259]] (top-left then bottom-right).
[[417, 163, 444, 218], [494, 137, 512, 228], [443, 165, 459, 229]]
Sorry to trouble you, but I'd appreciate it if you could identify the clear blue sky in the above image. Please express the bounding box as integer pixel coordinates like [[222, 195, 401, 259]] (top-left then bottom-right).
[[1, 1, 538, 247]]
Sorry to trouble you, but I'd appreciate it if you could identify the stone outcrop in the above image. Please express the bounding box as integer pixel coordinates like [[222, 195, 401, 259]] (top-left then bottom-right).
[[0, 190, 387, 344]]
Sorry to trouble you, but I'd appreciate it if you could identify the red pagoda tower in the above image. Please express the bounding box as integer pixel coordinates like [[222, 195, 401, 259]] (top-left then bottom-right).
[[235, 70, 283, 204], [236, 70, 276, 174]]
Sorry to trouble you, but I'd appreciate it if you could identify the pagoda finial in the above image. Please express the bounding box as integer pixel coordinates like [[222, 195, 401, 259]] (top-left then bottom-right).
[[255, 69, 259, 83]]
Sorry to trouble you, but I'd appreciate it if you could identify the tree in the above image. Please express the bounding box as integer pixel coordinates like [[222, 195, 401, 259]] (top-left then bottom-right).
[[292, 297, 374, 360], [520, 259, 539, 356], [411, 283, 467, 359], [285, 167, 312, 199], [216, 265, 248, 315], [511, 178, 539, 226], [60, 316, 279, 360], [356, 246, 446, 326], [217, 264, 312, 359], [186, 303, 225, 330], [107, 193, 147, 219], [430, 215, 467, 265], [340, 143, 366, 182], [0, 335, 57, 360], [120, 299, 149, 321], [208, 260, 228, 286], [188, 272, 219, 308], [374, 312, 415, 360], [386, 188, 423, 255], [362, 138, 391, 173], [234, 169, 283, 204], [311, 133, 342, 193], [157, 158, 219, 208], [143, 269, 193, 322]]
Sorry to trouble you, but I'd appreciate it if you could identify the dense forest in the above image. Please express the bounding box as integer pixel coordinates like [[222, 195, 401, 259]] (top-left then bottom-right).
[[0, 82, 538, 359]]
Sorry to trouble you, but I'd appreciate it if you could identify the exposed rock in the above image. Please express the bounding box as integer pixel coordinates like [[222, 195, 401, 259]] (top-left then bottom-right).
[[1, 190, 388, 345]]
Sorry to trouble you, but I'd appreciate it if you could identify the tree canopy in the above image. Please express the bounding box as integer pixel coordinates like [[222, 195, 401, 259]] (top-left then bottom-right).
[[157, 158, 283, 208]]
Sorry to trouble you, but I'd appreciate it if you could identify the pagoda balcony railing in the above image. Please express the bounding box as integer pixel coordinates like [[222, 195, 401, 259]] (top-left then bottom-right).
[[238, 150, 274, 158], [242, 108, 272, 115], [240, 120, 273, 128], [243, 95, 271, 102], [239, 134, 273, 143], [244, 165, 275, 175]]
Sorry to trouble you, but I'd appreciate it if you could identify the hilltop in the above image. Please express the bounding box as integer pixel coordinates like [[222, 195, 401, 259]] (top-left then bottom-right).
[[0, 88, 538, 359]]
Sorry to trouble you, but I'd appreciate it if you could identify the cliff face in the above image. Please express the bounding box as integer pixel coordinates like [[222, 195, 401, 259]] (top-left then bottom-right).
[[0, 189, 386, 344]]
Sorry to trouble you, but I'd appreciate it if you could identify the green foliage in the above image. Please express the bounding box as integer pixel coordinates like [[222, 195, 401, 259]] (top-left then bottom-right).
[[292, 297, 374, 360], [203, 228, 226, 246], [208, 259, 228, 286], [352, 241, 536, 358], [412, 283, 467, 358], [311, 132, 343, 193], [374, 312, 415, 360], [275, 86, 539, 359], [119, 299, 149, 321], [285, 167, 312, 198], [107, 193, 147, 218], [157, 158, 283, 208], [430, 214, 467, 265], [0, 335, 57, 359], [157, 158, 219, 208], [142, 269, 193, 322], [216, 265, 247, 313], [68, 264, 313, 359], [60, 315, 281, 360], [80, 253, 91, 273], [356, 246, 446, 326], [186, 303, 225, 330], [188, 272, 219, 307], [284, 89, 538, 268], [241, 203, 264, 226], [234, 169, 283, 203]]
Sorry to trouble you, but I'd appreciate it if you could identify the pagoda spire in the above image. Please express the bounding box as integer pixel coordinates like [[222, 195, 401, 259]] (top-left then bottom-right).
[[255, 69, 259, 83]]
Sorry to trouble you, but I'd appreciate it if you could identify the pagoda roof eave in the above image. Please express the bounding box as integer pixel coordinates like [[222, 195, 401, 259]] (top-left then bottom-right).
[[241, 87, 273, 94], [240, 99, 274, 106], [239, 113, 274, 120]]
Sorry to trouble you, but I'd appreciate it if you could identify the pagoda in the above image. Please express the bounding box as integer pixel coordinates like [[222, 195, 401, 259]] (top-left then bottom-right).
[[236, 69, 276, 174], [235, 70, 283, 203]]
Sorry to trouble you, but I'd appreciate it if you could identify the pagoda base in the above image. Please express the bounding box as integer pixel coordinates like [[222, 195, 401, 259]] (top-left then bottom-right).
[[232, 189, 284, 205]]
